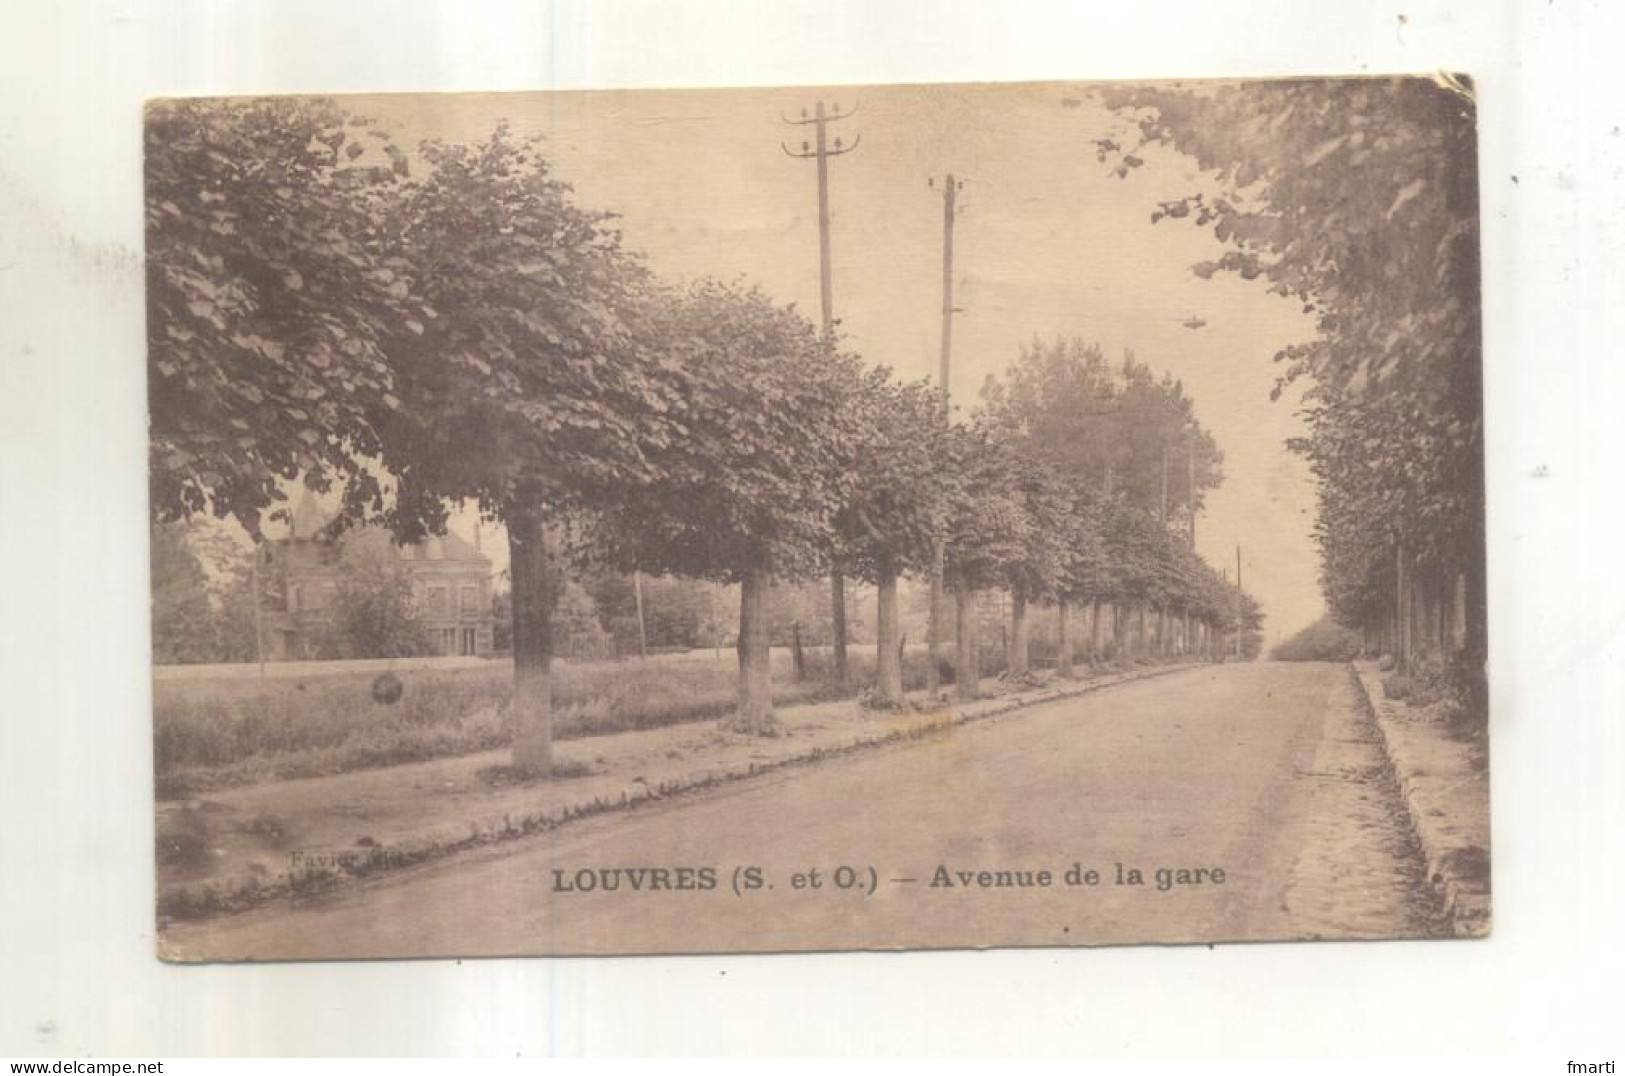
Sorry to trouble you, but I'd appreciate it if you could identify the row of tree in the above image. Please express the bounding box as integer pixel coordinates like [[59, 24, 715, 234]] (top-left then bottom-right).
[[147, 97, 1256, 775], [1095, 77, 1485, 677]]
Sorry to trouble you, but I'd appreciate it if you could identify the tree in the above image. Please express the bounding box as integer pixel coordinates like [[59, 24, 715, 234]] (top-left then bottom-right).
[[938, 425, 1033, 699], [372, 124, 686, 773], [588, 280, 866, 733], [836, 373, 953, 705], [145, 97, 410, 537], [149, 522, 218, 664], [582, 569, 735, 651], [1097, 496, 1169, 659], [990, 439, 1073, 679], [1052, 489, 1112, 672], [1272, 615, 1363, 662]]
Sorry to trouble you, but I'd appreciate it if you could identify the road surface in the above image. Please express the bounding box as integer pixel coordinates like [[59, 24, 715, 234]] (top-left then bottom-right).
[[164, 662, 1446, 960]]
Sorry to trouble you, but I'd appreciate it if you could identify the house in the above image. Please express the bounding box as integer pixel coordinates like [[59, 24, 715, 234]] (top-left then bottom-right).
[[263, 493, 496, 660]]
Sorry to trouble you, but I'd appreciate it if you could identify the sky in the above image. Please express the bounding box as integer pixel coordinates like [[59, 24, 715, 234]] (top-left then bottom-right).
[[309, 81, 1327, 644]]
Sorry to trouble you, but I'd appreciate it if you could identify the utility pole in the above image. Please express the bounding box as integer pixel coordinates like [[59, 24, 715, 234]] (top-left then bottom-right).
[[783, 100, 860, 685], [926, 173, 965, 700], [632, 570, 648, 661]]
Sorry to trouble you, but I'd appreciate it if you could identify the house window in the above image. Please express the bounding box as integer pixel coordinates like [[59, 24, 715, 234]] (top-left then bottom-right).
[[427, 586, 448, 617], [461, 627, 477, 656], [460, 585, 480, 618], [439, 627, 457, 655]]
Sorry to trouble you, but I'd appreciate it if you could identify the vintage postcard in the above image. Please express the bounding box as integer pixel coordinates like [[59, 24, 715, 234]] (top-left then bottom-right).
[[146, 78, 1488, 961]]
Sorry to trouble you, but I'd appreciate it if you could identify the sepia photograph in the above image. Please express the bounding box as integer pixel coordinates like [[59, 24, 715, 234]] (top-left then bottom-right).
[[144, 77, 1489, 961]]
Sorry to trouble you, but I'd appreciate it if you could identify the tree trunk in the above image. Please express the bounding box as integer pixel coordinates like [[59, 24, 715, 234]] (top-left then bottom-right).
[[1395, 542, 1409, 672], [1091, 599, 1106, 662], [1057, 598, 1074, 679], [875, 564, 904, 706], [508, 508, 563, 775], [955, 588, 980, 700], [726, 565, 777, 735], [1419, 570, 1434, 663], [1451, 570, 1467, 654], [1009, 592, 1030, 677], [830, 567, 848, 686]]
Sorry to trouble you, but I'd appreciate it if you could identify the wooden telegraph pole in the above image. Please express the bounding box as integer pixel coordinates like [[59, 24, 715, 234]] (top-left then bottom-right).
[[927, 173, 964, 699], [783, 101, 860, 685]]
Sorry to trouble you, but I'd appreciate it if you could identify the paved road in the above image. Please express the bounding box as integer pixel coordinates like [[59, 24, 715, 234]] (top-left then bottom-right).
[[165, 662, 1446, 960]]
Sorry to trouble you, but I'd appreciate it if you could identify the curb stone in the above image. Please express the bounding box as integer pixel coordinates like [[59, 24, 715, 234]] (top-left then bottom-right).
[[159, 662, 1205, 928], [1347, 662, 1491, 937]]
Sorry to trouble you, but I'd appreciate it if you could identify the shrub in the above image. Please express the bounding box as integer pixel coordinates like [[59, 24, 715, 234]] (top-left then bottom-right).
[[1272, 616, 1364, 662], [156, 649, 892, 795]]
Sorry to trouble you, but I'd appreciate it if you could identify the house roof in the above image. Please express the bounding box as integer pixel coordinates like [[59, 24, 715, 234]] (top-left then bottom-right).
[[283, 491, 491, 568]]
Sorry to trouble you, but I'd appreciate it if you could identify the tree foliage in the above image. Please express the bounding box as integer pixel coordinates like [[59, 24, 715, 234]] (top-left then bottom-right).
[[1272, 615, 1363, 662], [149, 522, 219, 664], [976, 338, 1231, 620]]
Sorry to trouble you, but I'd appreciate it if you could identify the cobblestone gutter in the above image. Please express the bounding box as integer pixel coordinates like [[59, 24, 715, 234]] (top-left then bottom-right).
[[1350, 661, 1492, 936]]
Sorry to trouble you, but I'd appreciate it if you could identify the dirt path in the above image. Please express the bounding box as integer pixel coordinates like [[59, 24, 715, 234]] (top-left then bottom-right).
[[163, 662, 1446, 960]]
